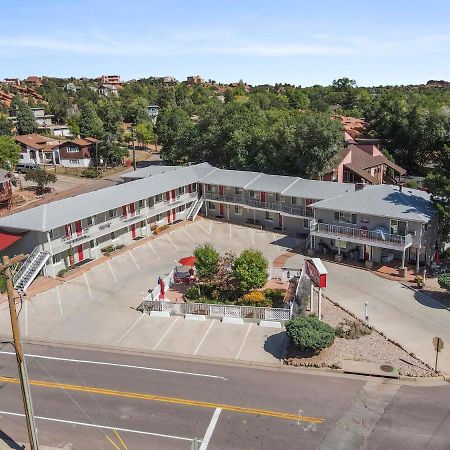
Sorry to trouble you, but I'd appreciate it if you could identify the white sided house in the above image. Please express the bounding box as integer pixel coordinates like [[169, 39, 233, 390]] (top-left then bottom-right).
[[0, 163, 438, 291]]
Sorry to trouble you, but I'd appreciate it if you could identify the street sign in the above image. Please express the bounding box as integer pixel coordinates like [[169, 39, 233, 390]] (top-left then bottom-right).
[[432, 337, 444, 372], [305, 258, 327, 288], [433, 337, 444, 352]]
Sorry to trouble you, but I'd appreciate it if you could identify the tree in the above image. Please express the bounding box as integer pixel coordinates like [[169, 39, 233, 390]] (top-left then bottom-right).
[[232, 249, 268, 293], [134, 121, 154, 149], [285, 316, 335, 354], [0, 113, 13, 136], [426, 145, 450, 240], [438, 273, 450, 291], [0, 136, 21, 169], [194, 244, 220, 281], [125, 97, 149, 124], [13, 96, 36, 135], [79, 101, 104, 138], [25, 168, 57, 195]]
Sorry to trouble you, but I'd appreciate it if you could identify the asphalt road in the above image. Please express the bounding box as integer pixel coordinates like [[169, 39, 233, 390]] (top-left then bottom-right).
[[0, 343, 449, 450]]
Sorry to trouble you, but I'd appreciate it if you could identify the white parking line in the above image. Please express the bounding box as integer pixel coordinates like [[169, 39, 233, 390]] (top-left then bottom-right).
[[235, 323, 253, 360], [199, 408, 222, 450], [181, 227, 195, 242], [197, 221, 211, 235], [166, 234, 179, 251], [153, 316, 179, 350], [84, 273, 93, 299], [115, 314, 146, 345], [0, 410, 198, 442], [147, 241, 161, 260], [0, 350, 227, 380], [273, 233, 280, 253], [56, 286, 63, 315], [229, 223, 232, 240], [107, 260, 118, 283], [209, 220, 213, 234], [129, 250, 141, 271], [250, 229, 255, 246], [193, 320, 215, 355]]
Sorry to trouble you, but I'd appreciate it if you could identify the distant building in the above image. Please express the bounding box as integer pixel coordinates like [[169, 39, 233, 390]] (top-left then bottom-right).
[[162, 76, 177, 83], [3, 78, 20, 85], [53, 137, 98, 167], [97, 75, 122, 85], [98, 83, 118, 97], [147, 105, 160, 121], [9, 107, 53, 128], [186, 75, 204, 85], [25, 76, 43, 87], [64, 82, 78, 93]]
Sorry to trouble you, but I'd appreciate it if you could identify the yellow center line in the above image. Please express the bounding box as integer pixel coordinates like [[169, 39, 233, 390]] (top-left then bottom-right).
[[0, 376, 324, 424]]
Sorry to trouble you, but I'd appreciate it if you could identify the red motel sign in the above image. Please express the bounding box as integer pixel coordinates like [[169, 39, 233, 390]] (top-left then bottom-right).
[[305, 258, 327, 288]]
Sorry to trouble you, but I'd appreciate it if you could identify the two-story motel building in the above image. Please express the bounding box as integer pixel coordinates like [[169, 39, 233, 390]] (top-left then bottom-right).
[[0, 163, 437, 290]]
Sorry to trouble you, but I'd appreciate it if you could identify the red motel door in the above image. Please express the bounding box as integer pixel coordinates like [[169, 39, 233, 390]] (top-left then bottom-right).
[[171, 189, 176, 200], [219, 204, 224, 216], [77, 245, 83, 262], [129, 202, 135, 215], [75, 220, 82, 236], [122, 206, 127, 218], [64, 224, 72, 238], [172, 208, 176, 222], [165, 191, 170, 202], [167, 210, 171, 223], [261, 192, 266, 203], [188, 184, 192, 193], [131, 224, 136, 238], [219, 185, 224, 195], [278, 214, 283, 228]]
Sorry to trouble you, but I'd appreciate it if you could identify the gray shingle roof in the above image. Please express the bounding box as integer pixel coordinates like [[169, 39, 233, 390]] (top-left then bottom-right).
[[0, 164, 215, 232], [121, 165, 180, 180], [283, 179, 354, 200], [200, 168, 261, 188], [311, 185, 434, 222], [245, 174, 298, 193]]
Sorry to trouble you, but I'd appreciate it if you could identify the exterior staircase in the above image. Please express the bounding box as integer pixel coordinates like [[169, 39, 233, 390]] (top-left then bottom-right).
[[13, 247, 50, 292], [187, 196, 204, 221]]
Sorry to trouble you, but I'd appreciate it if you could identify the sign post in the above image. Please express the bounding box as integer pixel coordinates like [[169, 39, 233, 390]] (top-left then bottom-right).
[[305, 258, 327, 321], [432, 337, 444, 372]]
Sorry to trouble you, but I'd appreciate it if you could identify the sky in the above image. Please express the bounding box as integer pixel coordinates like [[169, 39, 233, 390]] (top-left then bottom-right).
[[1, 0, 450, 87]]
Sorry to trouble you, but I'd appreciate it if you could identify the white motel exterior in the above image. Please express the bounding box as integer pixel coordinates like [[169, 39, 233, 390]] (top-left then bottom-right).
[[0, 162, 438, 291]]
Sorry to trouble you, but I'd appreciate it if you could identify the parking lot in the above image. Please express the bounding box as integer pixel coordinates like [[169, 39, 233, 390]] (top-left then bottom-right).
[[0, 219, 300, 364]]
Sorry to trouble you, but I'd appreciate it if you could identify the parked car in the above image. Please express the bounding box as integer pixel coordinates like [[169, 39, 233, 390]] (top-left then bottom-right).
[[15, 163, 38, 173]]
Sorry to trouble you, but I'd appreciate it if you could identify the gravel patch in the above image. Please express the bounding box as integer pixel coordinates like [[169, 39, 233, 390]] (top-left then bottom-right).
[[286, 296, 436, 377]]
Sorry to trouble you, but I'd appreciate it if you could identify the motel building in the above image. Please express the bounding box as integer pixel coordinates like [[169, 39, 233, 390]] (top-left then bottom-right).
[[0, 163, 438, 291]]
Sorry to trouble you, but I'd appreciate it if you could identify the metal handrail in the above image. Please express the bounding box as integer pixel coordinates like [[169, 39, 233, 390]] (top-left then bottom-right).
[[310, 222, 413, 247], [12, 246, 39, 285]]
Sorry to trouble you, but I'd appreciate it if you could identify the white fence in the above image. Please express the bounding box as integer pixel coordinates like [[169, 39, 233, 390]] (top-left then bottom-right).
[[142, 300, 291, 321], [145, 269, 175, 301]]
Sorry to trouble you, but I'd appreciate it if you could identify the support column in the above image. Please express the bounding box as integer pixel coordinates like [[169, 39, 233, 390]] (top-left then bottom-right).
[[318, 287, 322, 321], [416, 248, 420, 273], [309, 283, 314, 312], [401, 248, 406, 267]]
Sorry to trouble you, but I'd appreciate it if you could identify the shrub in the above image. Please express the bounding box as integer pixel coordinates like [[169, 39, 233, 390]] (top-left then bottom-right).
[[264, 288, 286, 307], [233, 249, 268, 293], [153, 224, 170, 235], [239, 290, 271, 307], [185, 286, 201, 300], [57, 268, 71, 277], [404, 179, 418, 189], [0, 275, 6, 293], [286, 316, 335, 354], [194, 244, 220, 281], [335, 318, 371, 340], [438, 273, 450, 291], [101, 245, 114, 255], [81, 168, 101, 178]]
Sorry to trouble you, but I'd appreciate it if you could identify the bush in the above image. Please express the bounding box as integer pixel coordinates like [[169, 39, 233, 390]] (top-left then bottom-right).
[[57, 268, 71, 277], [185, 286, 201, 300], [153, 224, 170, 235], [194, 244, 220, 281], [264, 288, 286, 307], [0, 275, 7, 293], [239, 290, 271, 307], [404, 179, 418, 189], [81, 168, 101, 178], [233, 249, 268, 293], [101, 245, 114, 255], [335, 318, 371, 339], [286, 316, 335, 354], [438, 273, 450, 291]]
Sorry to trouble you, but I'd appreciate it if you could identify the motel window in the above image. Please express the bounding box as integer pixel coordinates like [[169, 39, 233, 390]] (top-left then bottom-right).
[[235, 187, 242, 195], [52, 253, 62, 264], [89, 239, 97, 249], [154, 194, 163, 203], [275, 193, 280, 202], [69, 159, 80, 165], [265, 211, 274, 221], [156, 213, 163, 221], [249, 190, 256, 198], [108, 209, 117, 219], [191, 183, 197, 192], [177, 186, 185, 196], [49, 228, 60, 239], [334, 211, 357, 225], [291, 197, 297, 205], [390, 219, 407, 236], [303, 219, 310, 228], [207, 184, 213, 193], [138, 199, 145, 209], [208, 202, 216, 210], [110, 231, 117, 240], [178, 204, 185, 212], [234, 205, 242, 215], [86, 216, 93, 226]]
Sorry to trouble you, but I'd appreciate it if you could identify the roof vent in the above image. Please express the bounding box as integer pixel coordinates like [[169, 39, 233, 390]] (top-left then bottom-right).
[[355, 183, 366, 191]]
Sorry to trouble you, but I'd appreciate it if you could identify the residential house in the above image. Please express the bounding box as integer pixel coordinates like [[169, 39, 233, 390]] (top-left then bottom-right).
[[3, 78, 20, 85], [65, 83, 78, 93], [14, 134, 62, 165], [98, 83, 118, 97], [147, 105, 160, 121], [25, 76, 43, 87], [53, 137, 98, 167], [98, 75, 122, 85], [186, 75, 204, 85]]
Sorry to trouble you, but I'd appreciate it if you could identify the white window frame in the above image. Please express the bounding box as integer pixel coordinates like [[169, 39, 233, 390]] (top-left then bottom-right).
[[234, 205, 242, 215], [265, 211, 274, 221]]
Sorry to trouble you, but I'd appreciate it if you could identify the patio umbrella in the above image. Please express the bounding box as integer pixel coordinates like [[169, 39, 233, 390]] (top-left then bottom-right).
[[178, 256, 196, 267]]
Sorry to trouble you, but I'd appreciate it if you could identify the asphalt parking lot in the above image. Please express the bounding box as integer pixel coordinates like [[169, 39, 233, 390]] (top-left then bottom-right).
[[0, 219, 299, 364]]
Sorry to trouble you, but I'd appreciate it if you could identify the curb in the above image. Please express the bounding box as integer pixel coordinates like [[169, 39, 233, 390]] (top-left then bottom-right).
[[400, 282, 450, 312]]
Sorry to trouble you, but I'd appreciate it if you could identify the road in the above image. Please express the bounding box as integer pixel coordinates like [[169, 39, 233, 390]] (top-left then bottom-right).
[[0, 343, 449, 449]]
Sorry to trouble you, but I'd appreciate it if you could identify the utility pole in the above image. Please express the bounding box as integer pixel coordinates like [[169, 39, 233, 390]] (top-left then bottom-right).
[[132, 124, 136, 171], [1, 255, 39, 449]]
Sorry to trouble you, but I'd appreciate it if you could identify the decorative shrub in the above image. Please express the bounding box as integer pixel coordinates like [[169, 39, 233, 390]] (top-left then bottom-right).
[[239, 290, 271, 307], [81, 168, 101, 178], [335, 318, 371, 340], [233, 249, 268, 293], [264, 288, 286, 307], [438, 273, 450, 291], [185, 286, 201, 300], [57, 267, 72, 277], [153, 224, 170, 235], [194, 244, 220, 281], [286, 316, 335, 354]]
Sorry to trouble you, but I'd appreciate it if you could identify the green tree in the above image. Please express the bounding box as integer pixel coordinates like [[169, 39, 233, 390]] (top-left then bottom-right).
[[79, 101, 104, 138], [125, 97, 149, 124], [13, 96, 36, 135], [194, 244, 220, 281], [426, 145, 450, 240], [0, 113, 13, 136], [0, 136, 21, 169], [134, 121, 154, 148], [438, 273, 450, 291], [286, 316, 335, 353], [68, 113, 81, 136], [24, 168, 57, 195], [232, 249, 268, 293]]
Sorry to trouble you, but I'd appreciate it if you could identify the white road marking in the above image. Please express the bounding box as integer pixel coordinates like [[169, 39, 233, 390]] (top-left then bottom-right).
[[152, 316, 180, 350], [0, 410, 198, 442], [181, 227, 195, 242], [250, 229, 255, 246], [235, 323, 253, 360], [166, 234, 179, 251], [209, 220, 213, 234], [55, 286, 63, 315], [199, 408, 222, 450], [273, 233, 280, 253], [147, 241, 160, 260], [229, 223, 232, 240], [115, 314, 146, 345], [25, 298, 28, 337], [107, 260, 118, 283], [84, 273, 93, 299], [193, 320, 215, 355], [0, 350, 227, 380], [197, 221, 211, 235], [128, 251, 141, 271]]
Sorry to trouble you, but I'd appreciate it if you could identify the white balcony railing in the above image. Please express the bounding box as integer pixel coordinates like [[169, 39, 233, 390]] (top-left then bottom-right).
[[204, 192, 313, 218], [310, 221, 413, 249]]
